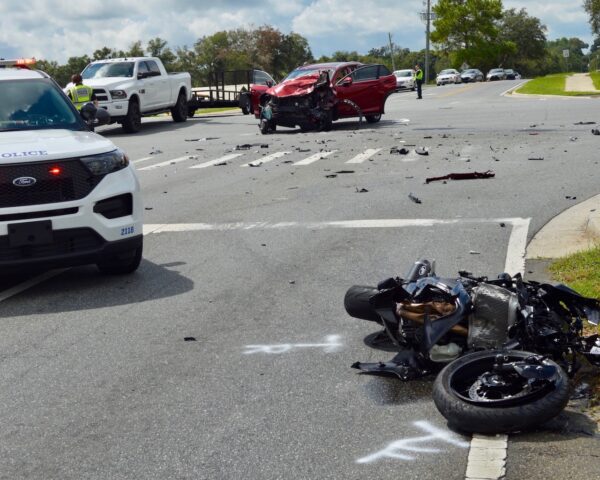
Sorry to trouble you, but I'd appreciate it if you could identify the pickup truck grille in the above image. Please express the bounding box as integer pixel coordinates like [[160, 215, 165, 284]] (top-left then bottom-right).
[[93, 88, 109, 102], [0, 159, 103, 208]]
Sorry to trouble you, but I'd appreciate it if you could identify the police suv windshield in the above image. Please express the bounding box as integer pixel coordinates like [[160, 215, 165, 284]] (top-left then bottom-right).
[[0, 79, 81, 132], [82, 62, 134, 79]]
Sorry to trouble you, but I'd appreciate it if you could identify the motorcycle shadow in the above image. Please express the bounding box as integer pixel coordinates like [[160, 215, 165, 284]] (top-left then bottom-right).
[[360, 329, 435, 406]]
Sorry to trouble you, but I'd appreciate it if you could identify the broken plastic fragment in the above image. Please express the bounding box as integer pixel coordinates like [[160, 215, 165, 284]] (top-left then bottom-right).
[[356, 187, 369, 193], [425, 170, 495, 183], [527, 157, 544, 161], [408, 192, 422, 204], [415, 147, 429, 156], [390, 146, 409, 155], [592, 129, 600, 136]]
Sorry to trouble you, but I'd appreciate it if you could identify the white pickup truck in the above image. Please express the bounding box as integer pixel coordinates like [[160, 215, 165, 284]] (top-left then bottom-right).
[[79, 57, 192, 133]]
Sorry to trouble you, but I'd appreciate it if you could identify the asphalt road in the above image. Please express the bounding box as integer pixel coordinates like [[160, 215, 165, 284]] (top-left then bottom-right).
[[1, 80, 600, 479]]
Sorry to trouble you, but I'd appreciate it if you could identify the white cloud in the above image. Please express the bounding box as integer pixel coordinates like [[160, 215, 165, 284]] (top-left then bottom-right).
[[0, 0, 595, 63]]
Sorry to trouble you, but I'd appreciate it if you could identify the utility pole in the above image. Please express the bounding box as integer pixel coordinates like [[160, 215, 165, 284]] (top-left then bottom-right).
[[420, 0, 434, 83], [388, 32, 396, 71], [425, 0, 431, 83]]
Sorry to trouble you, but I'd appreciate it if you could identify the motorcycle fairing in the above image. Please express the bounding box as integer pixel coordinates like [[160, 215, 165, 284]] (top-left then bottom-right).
[[351, 349, 430, 380]]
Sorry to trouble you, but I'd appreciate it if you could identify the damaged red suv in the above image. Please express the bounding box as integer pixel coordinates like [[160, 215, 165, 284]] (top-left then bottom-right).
[[252, 62, 397, 133]]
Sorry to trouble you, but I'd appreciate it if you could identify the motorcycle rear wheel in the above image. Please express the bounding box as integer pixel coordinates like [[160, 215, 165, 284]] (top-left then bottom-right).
[[432, 350, 569, 434]]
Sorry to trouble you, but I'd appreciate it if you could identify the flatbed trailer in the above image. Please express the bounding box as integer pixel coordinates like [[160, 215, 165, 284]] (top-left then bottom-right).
[[187, 70, 255, 116]]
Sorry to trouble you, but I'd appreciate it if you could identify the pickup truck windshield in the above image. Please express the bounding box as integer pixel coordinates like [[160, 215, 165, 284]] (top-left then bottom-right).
[[0, 79, 81, 132], [83, 62, 134, 79]]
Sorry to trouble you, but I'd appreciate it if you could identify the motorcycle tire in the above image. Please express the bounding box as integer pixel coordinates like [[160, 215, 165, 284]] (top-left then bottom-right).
[[344, 285, 382, 324], [432, 350, 569, 434]]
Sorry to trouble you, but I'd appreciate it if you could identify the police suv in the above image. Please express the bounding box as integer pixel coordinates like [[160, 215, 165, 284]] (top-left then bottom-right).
[[0, 59, 143, 274]]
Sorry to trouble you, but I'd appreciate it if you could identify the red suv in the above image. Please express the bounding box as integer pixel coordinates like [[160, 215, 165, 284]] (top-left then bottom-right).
[[252, 62, 396, 133]]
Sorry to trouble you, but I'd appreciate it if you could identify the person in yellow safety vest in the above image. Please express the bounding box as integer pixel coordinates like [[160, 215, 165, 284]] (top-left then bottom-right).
[[414, 64, 424, 100], [67, 73, 97, 110]]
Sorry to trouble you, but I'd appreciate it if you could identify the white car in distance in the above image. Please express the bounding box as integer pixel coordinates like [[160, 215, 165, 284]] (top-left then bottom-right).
[[393, 69, 415, 91], [436, 69, 461, 86]]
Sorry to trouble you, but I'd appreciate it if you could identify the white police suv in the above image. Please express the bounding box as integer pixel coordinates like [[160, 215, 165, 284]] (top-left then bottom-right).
[[0, 59, 143, 274]]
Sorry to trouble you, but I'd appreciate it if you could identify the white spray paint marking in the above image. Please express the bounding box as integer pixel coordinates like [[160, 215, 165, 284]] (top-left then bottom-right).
[[0, 268, 69, 303], [293, 150, 337, 165], [132, 156, 153, 164], [138, 155, 194, 171], [189, 153, 244, 169], [356, 421, 469, 463], [346, 148, 381, 164], [241, 151, 291, 167], [243, 335, 342, 354]]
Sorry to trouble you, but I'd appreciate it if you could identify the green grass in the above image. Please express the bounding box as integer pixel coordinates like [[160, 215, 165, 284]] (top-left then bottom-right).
[[549, 245, 600, 300], [549, 246, 600, 411], [591, 71, 600, 90], [516, 73, 600, 96], [192, 107, 239, 115]]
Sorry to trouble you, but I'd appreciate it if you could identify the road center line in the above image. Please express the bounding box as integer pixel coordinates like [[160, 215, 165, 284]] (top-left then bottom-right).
[[241, 151, 291, 167], [138, 155, 194, 171], [189, 153, 243, 169], [294, 150, 337, 165], [346, 148, 381, 164]]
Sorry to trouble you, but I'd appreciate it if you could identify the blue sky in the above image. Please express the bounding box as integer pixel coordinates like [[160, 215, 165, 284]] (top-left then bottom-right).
[[0, 0, 594, 63]]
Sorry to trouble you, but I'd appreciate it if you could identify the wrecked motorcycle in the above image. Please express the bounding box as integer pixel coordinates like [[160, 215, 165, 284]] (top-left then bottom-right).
[[345, 259, 600, 433]]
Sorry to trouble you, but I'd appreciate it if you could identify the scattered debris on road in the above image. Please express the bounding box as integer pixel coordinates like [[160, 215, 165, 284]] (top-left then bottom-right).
[[415, 147, 429, 156], [390, 146, 409, 155], [408, 192, 422, 204], [149, 148, 163, 155], [355, 187, 369, 193], [528, 157, 544, 161], [214, 162, 228, 166], [425, 170, 495, 184], [592, 129, 600, 136], [566, 196, 577, 200], [184, 337, 197, 342], [575, 121, 596, 125], [335, 170, 354, 174]]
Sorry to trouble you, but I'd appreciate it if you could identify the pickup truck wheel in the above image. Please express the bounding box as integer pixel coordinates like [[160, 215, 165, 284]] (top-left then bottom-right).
[[366, 114, 381, 124], [97, 243, 143, 275], [171, 92, 188, 122], [122, 99, 142, 133]]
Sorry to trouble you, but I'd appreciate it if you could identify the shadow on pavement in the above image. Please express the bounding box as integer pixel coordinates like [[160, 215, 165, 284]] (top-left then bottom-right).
[[4, 258, 194, 316]]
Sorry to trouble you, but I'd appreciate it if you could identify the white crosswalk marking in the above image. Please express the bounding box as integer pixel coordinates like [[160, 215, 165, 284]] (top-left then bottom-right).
[[294, 150, 337, 166], [346, 148, 382, 164], [241, 151, 291, 167], [189, 153, 243, 169], [138, 155, 195, 171]]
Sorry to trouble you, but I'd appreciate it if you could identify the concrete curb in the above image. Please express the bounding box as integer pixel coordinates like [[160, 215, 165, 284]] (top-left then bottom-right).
[[526, 194, 600, 259]]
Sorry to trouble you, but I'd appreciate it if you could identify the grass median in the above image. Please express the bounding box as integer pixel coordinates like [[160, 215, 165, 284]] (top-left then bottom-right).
[[549, 246, 600, 413], [516, 73, 600, 96]]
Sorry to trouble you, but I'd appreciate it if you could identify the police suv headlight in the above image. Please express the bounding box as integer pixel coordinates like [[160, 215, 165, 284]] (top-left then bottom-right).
[[110, 90, 127, 100], [81, 149, 129, 176]]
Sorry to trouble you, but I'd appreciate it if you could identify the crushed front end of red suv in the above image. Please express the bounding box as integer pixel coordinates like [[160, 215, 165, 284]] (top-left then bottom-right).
[[255, 62, 396, 133]]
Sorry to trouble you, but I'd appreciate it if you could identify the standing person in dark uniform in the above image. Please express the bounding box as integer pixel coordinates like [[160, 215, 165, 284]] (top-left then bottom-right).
[[414, 64, 424, 99]]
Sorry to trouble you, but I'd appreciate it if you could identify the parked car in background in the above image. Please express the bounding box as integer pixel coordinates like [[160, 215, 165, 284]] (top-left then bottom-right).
[[503, 69, 517, 80], [460, 69, 484, 83], [486, 68, 506, 81], [393, 69, 415, 90], [514, 71, 522, 80], [436, 69, 461, 86]]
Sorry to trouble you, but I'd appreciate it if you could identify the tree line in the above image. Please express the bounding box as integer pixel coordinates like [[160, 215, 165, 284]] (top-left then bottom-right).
[[38, 6, 598, 88]]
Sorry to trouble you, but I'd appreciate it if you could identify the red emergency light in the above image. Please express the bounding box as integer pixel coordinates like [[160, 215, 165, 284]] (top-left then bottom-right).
[[0, 58, 37, 68], [48, 166, 62, 176]]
